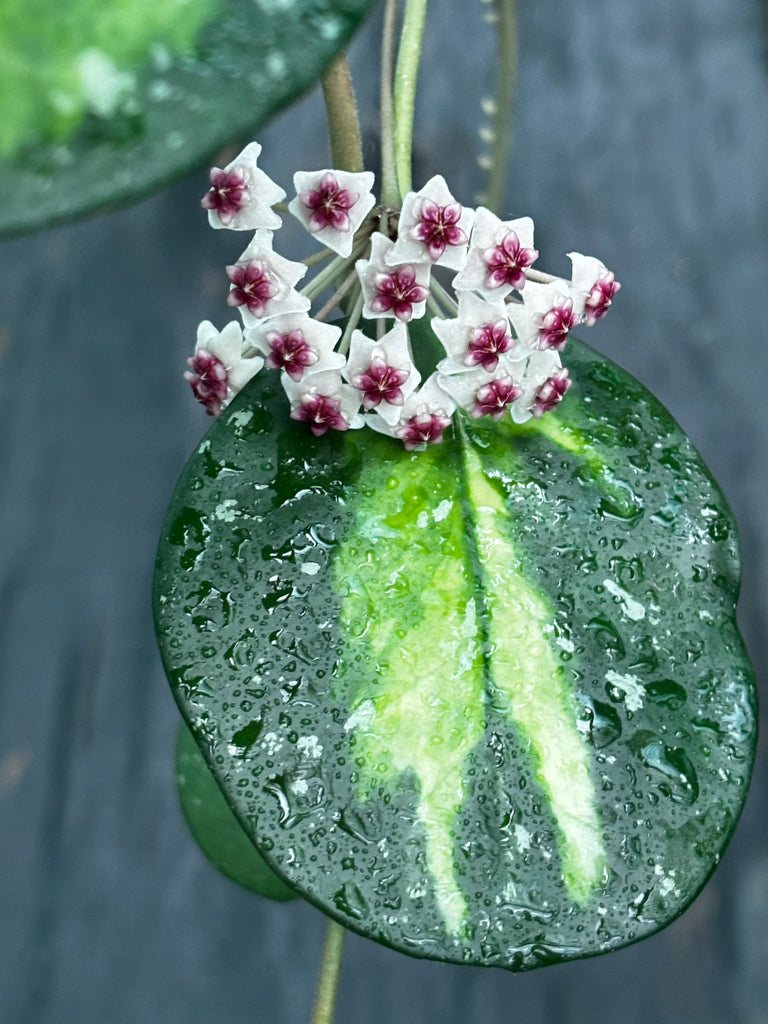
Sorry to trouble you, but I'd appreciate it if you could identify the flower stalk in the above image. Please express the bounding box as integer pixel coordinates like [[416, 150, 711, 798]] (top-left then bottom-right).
[[428, 275, 459, 316], [484, 0, 518, 214], [301, 246, 336, 268], [379, 0, 401, 206], [338, 291, 365, 356], [301, 231, 373, 301], [525, 267, 557, 284], [393, 0, 429, 197], [313, 268, 361, 323]]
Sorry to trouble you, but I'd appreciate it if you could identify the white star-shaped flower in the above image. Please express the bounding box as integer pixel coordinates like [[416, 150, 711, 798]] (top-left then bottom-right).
[[343, 322, 421, 424], [436, 363, 526, 420], [507, 279, 580, 352], [201, 142, 286, 231], [288, 169, 376, 257], [245, 314, 345, 381], [453, 207, 538, 299], [387, 175, 474, 271], [510, 350, 565, 423], [568, 252, 621, 326], [184, 320, 263, 416], [357, 232, 430, 322], [227, 231, 310, 328], [282, 369, 364, 435], [433, 291, 518, 375]]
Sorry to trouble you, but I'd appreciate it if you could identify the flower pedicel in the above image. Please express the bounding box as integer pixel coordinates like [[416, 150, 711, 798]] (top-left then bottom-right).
[[188, 142, 620, 447]]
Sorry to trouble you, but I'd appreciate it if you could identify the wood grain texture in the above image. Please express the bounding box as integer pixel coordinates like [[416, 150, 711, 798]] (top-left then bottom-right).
[[0, 1, 766, 1021]]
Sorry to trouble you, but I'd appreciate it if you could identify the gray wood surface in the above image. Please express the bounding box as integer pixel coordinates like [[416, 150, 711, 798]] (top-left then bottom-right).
[[1, 2, 766, 1021]]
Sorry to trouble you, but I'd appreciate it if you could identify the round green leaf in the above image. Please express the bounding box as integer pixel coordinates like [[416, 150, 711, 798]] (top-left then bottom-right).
[[177, 719, 298, 901], [154, 336, 757, 970], [0, 0, 377, 237]]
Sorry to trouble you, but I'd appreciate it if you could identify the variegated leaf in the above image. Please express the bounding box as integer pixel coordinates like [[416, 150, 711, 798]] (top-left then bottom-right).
[[154, 336, 756, 969]]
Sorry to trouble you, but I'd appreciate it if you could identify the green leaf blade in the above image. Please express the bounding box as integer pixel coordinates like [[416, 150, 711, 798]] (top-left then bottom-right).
[[154, 338, 757, 970]]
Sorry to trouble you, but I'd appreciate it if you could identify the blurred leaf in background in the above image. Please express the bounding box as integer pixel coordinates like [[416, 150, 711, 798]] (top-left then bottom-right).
[[0, 0, 378, 236]]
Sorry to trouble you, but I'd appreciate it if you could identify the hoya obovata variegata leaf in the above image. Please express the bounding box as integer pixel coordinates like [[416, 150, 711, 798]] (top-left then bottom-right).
[[154, 333, 757, 970], [0, 0, 378, 237]]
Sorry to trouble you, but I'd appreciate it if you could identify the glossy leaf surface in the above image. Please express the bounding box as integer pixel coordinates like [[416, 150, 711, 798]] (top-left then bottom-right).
[[154, 337, 757, 970], [176, 720, 298, 900], [0, 0, 377, 236]]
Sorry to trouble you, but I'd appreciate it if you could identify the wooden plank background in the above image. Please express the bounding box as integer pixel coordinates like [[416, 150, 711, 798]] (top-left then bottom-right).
[[1, 2, 766, 1021]]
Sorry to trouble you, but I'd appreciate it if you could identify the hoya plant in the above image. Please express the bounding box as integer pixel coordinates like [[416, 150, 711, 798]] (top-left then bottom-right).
[[9, 0, 754, 1020], [149, 1, 758, 1018]]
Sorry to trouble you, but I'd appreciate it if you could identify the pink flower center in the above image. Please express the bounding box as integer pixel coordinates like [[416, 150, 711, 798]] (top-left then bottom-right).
[[533, 369, 572, 417], [473, 378, 523, 419], [301, 173, 359, 232], [290, 394, 348, 436], [411, 199, 467, 260], [539, 299, 578, 350], [483, 231, 538, 291], [399, 411, 452, 450], [465, 318, 512, 371], [265, 329, 318, 381], [201, 168, 250, 224], [371, 265, 429, 322], [584, 273, 621, 326], [352, 358, 410, 409], [184, 348, 229, 416], [226, 260, 278, 317]]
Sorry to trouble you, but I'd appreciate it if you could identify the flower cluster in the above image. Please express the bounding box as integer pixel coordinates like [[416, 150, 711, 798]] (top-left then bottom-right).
[[186, 141, 620, 450]]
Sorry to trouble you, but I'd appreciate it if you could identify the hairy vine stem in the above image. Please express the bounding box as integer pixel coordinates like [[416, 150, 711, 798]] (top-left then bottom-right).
[[321, 52, 365, 172]]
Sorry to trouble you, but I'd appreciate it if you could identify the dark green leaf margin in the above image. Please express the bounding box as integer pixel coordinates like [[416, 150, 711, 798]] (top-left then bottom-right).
[[177, 720, 298, 900]]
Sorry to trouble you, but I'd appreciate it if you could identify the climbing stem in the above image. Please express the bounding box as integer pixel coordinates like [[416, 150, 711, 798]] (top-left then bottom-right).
[[380, 0, 401, 205], [394, 0, 429, 197], [484, 0, 518, 213], [321, 52, 365, 173], [310, 919, 346, 1024]]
